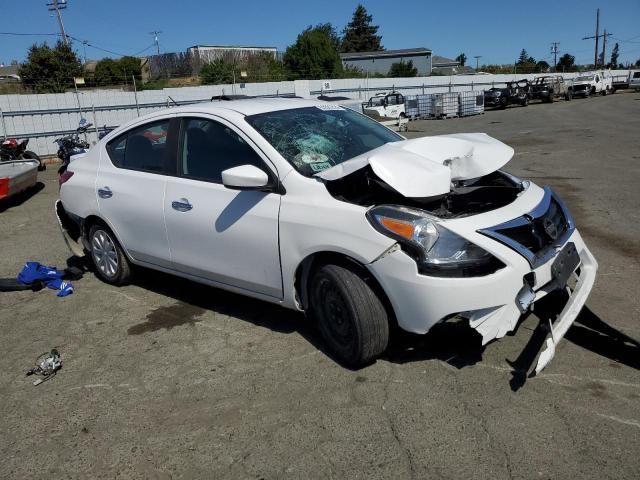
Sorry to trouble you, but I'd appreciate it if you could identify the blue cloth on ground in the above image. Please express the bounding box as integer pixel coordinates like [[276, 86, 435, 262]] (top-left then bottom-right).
[[17, 261, 74, 297]]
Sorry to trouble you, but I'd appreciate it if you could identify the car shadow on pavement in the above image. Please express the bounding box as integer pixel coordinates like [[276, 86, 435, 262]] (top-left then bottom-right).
[[0, 182, 44, 212], [383, 319, 486, 369], [121, 266, 338, 352]]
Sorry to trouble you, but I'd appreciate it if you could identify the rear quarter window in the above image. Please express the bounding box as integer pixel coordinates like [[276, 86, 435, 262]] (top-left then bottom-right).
[[106, 134, 127, 167]]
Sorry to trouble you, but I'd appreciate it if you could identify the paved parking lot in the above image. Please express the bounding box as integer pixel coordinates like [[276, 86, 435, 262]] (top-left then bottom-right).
[[1, 91, 639, 479]]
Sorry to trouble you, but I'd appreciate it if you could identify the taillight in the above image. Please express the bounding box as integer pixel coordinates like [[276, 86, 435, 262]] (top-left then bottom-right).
[[59, 170, 74, 186]]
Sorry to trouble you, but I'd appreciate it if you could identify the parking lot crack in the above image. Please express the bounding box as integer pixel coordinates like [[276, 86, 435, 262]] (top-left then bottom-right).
[[381, 365, 416, 478]]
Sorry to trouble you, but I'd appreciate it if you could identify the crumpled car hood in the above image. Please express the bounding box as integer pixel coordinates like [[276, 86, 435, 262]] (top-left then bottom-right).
[[316, 133, 514, 198]]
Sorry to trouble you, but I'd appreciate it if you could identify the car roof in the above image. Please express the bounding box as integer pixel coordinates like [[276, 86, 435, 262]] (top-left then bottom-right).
[[168, 97, 325, 117]]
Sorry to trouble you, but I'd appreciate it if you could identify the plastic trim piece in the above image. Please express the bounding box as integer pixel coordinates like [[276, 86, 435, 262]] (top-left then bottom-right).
[[477, 186, 575, 269]]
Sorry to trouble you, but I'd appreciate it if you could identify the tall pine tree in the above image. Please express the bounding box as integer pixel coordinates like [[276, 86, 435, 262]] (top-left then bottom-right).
[[341, 4, 383, 53]]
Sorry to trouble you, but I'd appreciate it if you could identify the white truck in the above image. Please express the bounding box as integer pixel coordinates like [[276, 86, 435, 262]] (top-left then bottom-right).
[[569, 70, 614, 98], [628, 70, 640, 91], [362, 92, 406, 119]]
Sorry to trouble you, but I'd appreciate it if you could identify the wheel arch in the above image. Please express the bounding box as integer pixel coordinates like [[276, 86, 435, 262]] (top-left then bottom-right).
[[294, 251, 397, 327], [82, 214, 135, 262]]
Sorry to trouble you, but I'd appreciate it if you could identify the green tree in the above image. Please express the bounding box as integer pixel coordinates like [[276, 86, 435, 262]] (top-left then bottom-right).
[[536, 60, 550, 72], [609, 43, 619, 68], [341, 4, 383, 53], [283, 25, 343, 79], [243, 52, 287, 82], [517, 49, 529, 64], [200, 59, 235, 84], [94, 56, 142, 86], [315, 23, 342, 52], [455, 53, 467, 66], [388, 60, 417, 77], [557, 53, 576, 72], [19, 40, 82, 93]]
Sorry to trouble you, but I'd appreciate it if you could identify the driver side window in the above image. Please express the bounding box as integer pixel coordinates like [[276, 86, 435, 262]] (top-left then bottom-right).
[[179, 117, 266, 184]]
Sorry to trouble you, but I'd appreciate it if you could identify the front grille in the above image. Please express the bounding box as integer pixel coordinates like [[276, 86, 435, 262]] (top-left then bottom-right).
[[478, 187, 575, 268], [573, 84, 588, 92]]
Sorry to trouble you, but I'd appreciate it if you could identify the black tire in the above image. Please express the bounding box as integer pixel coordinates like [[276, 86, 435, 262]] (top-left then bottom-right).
[[88, 223, 131, 286], [308, 264, 389, 367], [499, 97, 507, 110], [565, 92, 572, 101], [22, 150, 45, 171], [521, 96, 529, 107]]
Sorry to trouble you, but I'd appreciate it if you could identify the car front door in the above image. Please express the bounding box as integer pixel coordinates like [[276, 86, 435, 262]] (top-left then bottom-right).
[[97, 116, 178, 268], [163, 116, 282, 298]]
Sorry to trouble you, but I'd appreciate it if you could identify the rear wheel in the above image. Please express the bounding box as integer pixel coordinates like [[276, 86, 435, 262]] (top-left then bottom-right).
[[88, 224, 131, 286], [308, 264, 389, 367], [521, 96, 529, 106]]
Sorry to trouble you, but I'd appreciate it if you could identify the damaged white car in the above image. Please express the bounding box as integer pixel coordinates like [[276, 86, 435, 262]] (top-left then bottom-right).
[[56, 99, 597, 373]]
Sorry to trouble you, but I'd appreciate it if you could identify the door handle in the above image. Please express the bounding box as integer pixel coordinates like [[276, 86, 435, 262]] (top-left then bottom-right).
[[171, 198, 193, 212], [98, 186, 112, 198]]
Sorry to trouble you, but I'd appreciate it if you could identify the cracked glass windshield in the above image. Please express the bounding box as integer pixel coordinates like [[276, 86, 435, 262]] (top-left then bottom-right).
[[246, 106, 402, 177]]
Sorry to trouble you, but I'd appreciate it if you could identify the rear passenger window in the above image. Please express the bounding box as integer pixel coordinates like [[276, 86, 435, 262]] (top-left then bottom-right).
[[106, 119, 171, 173]]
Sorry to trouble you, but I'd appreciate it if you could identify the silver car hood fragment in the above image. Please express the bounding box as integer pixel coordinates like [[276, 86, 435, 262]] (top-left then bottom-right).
[[316, 133, 514, 198]]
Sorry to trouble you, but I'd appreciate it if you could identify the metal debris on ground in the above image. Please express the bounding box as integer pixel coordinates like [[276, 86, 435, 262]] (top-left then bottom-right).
[[26, 349, 62, 386]]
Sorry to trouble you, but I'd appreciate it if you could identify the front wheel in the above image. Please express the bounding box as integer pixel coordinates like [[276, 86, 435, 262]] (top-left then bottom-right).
[[565, 92, 572, 101], [308, 264, 389, 367], [88, 224, 131, 286], [22, 150, 45, 171]]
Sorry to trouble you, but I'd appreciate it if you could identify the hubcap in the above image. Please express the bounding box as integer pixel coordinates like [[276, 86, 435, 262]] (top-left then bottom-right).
[[91, 230, 119, 278]]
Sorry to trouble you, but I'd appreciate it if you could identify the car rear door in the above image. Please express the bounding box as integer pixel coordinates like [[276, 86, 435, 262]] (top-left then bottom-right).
[[163, 115, 282, 298], [97, 116, 178, 268]]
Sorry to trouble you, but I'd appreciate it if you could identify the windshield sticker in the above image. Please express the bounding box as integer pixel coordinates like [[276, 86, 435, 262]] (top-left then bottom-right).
[[315, 104, 344, 111], [309, 161, 333, 172], [295, 152, 329, 164]]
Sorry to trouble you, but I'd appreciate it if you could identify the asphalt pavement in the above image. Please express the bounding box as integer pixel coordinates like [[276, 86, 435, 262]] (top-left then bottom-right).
[[1, 90, 639, 479]]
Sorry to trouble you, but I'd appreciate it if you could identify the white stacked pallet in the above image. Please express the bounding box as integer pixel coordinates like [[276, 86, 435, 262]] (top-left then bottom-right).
[[432, 93, 459, 119], [459, 91, 484, 117]]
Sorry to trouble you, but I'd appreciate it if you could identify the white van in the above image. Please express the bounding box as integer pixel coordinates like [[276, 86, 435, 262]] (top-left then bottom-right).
[[629, 70, 640, 91]]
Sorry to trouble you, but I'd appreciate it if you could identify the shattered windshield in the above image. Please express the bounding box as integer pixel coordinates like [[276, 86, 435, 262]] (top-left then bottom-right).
[[246, 106, 402, 177]]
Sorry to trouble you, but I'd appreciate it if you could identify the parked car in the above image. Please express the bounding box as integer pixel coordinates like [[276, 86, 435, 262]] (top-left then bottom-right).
[[628, 70, 640, 91], [56, 99, 597, 373], [362, 92, 406, 119], [483, 80, 530, 109], [530, 75, 572, 102], [569, 71, 614, 97]]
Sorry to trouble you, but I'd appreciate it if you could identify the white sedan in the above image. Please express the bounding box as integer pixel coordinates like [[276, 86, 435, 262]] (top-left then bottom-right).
[[56, 98, 597, 373]]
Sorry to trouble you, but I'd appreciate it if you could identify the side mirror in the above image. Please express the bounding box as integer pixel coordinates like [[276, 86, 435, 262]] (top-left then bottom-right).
[[221, 164, 270, 190]]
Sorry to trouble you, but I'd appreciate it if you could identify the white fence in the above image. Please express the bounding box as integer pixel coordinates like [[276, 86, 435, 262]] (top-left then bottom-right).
[[0, 71, 631, 156]]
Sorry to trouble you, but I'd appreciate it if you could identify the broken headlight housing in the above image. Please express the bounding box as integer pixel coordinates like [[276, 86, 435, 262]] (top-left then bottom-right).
[[367, 205, 504, 277]]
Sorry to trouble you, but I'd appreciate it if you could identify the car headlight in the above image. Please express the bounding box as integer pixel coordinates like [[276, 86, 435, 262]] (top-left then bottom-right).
[[367, 205, 505, 277], [493, 91, 502, 96]]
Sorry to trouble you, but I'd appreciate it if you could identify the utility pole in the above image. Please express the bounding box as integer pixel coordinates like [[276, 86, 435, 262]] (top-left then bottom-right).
[[46, 0, 70, 47], [582, 8, 600, 67], [474, 55, 482, 71], [150, 31, 162, 56], [550, 42, 560, 71]]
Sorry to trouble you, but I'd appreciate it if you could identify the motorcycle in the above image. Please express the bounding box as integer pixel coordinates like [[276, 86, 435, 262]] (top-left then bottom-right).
[[0, 137, 46, 171], [55, 122, 92, 176]]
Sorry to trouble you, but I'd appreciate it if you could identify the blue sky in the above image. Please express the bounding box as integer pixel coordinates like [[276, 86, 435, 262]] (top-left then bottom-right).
[[1, 0, 640, 66]]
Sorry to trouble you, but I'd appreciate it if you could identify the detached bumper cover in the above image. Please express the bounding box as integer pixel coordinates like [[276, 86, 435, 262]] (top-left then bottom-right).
[[54, 200, 86, 257]]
